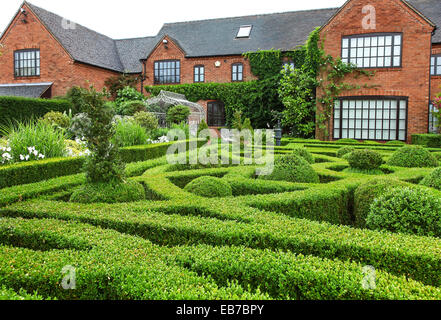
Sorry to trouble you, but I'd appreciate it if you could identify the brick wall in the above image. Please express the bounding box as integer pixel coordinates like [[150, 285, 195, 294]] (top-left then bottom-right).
[[142, 36, 256, 87], [0, 3, 120, 97], [318, 0, 434, 142]]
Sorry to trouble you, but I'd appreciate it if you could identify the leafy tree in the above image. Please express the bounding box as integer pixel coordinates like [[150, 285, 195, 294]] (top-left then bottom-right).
[[76, 86, 124, 183], [166, 105, 191, 124], [105, 74, 140, 100]]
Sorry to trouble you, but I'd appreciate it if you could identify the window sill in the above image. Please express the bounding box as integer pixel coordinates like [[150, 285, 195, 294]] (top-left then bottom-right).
[[14, 76, 41, 80]]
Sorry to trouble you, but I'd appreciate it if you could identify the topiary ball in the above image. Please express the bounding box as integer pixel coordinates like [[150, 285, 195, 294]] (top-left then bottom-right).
[[420, 168, 441, 190], [366, 187, 441, 237], [387, 145, 438, 168], [353, 177, 408, 228], [260, 154, 319, 183], [347, 149, 383, 170], [184, 176, 233, 198], [70, 180, 145, 204], [291, 147, 314, 164], [337, 146, 355, 158]]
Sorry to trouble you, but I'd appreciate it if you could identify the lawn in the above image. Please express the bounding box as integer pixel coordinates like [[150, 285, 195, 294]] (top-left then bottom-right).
[[1, 138, 441, 300]]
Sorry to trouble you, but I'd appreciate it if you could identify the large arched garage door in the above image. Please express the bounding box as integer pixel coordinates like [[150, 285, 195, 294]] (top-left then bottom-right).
[[207, 101, 226, 127]]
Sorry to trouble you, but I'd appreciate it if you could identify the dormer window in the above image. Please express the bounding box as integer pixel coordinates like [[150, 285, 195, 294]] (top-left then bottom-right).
[[236, 25, 252, 38]]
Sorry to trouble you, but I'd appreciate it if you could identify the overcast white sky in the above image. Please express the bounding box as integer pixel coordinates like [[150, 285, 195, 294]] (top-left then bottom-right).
[[1, 0, 346, 39]]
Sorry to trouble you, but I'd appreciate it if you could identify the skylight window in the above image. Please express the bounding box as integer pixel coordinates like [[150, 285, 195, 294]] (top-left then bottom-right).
[[236, 25, 252, 38]]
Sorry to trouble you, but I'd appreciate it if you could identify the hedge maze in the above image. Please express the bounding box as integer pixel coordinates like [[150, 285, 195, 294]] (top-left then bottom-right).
[[1, 139, 441, 300]]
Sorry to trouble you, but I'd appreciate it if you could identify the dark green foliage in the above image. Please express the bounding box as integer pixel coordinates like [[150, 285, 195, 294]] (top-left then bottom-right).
[[0, 96, 71, 126], [347, 149, 383, 171], [411, 134, 441, 148], [260, 154, 319, 183], [184, 176, 233, 198], [39, 111, 70, 129], [77, 87, 124, 184], [70, 180, 145, 204], [145, 80, 281, 129], [64, 86, 89, 114], [133, 111, 158, 132], [116, 100, 147, 116], [337, 146, 355, 158], [387, 145, 438, 168], [104, 74, 140, 100], [354, 178, 408, 228], [420, 168, 441, 190], [166, 105, 191, 124], [367, 187, 441, 237], [291, 147, 314, 164]]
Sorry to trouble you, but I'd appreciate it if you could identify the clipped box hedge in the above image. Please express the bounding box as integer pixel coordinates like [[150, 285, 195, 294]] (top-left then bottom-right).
[[0, 96, 71, 126], [0, 157, 84, 189], [411, 134, 441, 148]]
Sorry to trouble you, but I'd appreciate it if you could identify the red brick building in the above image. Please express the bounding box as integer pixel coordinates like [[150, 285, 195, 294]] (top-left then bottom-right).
[[0, 1, 440, 140]]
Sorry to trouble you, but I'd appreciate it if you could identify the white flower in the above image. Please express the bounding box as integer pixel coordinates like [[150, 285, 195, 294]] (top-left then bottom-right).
[[33, 150, 39, 156], [38, 154, 45, 159], [20, 155, 25, 161], [6, 147, 11, 152], [25, 155, 30, 161]]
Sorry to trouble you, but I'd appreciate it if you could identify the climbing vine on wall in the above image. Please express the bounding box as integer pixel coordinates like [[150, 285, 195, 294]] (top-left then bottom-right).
[[279, 27, 377, 138]]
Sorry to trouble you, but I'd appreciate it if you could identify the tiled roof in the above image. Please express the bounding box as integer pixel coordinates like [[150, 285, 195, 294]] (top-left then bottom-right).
[[0, 82, 52, 98]]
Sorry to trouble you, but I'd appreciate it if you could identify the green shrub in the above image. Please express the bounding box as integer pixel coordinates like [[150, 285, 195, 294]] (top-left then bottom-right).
[[420, 168, 441, 190], [0, 96, 71, 127], [411, 134, 441, 148], [387, 145, 438, 168], [184, 176, 232, 198], [291, 147, 314, 164], [133, 111, 158, 132], [367, 187, 441, 237], [117, 101, 147, 116], [197, 120, 209, 136], [39, 111, 70, 129], [115, 86, 145, 107], [70, 180, 145, 203], [354, 178, 408, 228], [112, 120, 148, 148], [260, 154, 319, 183], [347, 149, 383, 171], [3, 121, 66, 162], [150, 128, 170, 141], [337, 146, 355, 158], [166, 105, 191, 124]]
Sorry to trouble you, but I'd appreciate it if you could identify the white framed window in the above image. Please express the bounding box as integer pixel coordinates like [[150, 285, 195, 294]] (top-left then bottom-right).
[[429, 103, 439, 133], [334, 97, 408, 141], [341, 33, 402, 68], [236, 25, 252, 38], [431, 55, 441, 75]]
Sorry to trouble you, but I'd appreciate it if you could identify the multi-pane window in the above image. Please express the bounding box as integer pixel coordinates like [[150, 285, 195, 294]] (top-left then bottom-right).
[[334, 97, 408, 141], [232, 63, 243, 82], [282, 61, 295, 72], [430, 55, 441, 75], [14, 49, 40, 77], [341, 33, 402, 68], [194, 65, 205, 83], [429, 103, 439, 133], [154, 60, 180, 84]]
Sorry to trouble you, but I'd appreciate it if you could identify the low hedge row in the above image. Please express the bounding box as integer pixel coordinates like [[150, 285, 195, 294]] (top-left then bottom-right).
[[173, 245, 441, 300], [0, 96, 71, 127], [0, 217, 265, 300], [411, 134, 441, 148], [0, 157, 84, 189], [5, 197, 441, 287]]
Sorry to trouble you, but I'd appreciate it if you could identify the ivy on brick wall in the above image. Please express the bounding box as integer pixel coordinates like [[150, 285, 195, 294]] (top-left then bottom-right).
[[145, 49, 304, 128]]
